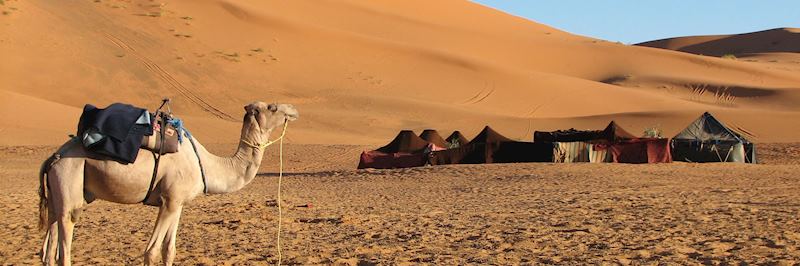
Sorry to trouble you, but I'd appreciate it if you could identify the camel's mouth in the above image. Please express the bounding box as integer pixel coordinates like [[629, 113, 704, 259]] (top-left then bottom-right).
[[285, 110, 299, 121]]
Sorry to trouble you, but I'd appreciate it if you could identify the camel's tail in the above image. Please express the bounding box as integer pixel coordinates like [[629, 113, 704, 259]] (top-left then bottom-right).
[[38, 154, 59, 232]]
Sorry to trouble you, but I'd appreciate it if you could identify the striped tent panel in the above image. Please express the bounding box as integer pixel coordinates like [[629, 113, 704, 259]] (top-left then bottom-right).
[[588, 143, 612, 163], [553, 142, 590, 163]]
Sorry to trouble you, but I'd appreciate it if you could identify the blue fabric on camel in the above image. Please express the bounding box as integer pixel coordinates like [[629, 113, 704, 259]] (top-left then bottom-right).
[[77, 103, 153, 164]]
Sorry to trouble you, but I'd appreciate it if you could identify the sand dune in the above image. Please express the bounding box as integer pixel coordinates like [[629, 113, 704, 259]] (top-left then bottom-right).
[[637, 28, 800, 57], [1, 0, 799, 145]]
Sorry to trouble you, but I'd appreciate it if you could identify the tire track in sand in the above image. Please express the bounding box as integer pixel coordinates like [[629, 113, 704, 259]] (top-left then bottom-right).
[[461, 82, 496, 105], [103, 33, 239, 121]]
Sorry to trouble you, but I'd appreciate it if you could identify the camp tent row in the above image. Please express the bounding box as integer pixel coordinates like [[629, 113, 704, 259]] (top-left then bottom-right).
[[358, 127, 553, 169], [357, 130, 481, 169], [357, 112, 755, 169], [357, 130, 444, 169]]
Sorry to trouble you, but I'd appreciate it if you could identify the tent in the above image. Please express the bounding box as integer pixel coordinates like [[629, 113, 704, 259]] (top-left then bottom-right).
[[419, 129, 449, 149], [610, 138, 672, 164], [553, 142, 588, 163], [445, 131, 470, 148], [534, 121, 637, 143], [431, 126, 552, 165], [358, 130, 435, 169], [376, 130, 430, 153], [357, 151, 429, 169], [671, 112, 756, 163], [536, 121, 637, 163], [588, 143, 613, 163], [605, 122, 672, 164]]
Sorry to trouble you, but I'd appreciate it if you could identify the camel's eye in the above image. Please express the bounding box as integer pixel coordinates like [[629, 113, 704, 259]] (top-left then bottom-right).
[[268, 104, 278, 112]]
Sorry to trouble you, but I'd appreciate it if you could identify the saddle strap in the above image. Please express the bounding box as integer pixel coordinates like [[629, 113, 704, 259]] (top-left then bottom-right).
[[188, 134, 209, 194], [142, 99, 171, 204]]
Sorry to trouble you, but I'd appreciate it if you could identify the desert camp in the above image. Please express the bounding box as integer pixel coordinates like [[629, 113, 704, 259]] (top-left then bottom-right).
[[357, 112, 752, 169], [2, 0, 800, 265]]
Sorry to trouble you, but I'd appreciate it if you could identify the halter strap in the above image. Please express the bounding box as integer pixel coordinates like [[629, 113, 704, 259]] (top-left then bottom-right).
[[240, 121, 289, 150]]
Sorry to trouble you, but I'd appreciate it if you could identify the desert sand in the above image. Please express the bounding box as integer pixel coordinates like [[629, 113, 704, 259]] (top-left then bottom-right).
[[2, 144, 800, 265], [2, 0, 800, 265]]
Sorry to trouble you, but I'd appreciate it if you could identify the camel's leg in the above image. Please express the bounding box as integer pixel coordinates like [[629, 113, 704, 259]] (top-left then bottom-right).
[[144, 200, 181, 266], [56, 212, 76, 266], [41, 217, 58, 266], [50, 159, 86, 266], [161, 204, 183, 266]]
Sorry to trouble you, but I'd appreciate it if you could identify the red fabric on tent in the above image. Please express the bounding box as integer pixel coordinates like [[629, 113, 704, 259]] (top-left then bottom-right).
[[357, 150, 429, 169], [610, 138, 672, 164]]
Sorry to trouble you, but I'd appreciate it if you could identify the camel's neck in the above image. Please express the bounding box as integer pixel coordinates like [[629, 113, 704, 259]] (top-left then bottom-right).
[[195, 133, 271, 194]]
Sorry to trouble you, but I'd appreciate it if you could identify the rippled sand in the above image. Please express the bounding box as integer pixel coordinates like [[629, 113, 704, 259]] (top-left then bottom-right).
[[1, 144, 799, 265]]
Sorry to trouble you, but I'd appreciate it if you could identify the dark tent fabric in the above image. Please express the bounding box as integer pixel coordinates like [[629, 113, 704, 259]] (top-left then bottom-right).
[[376, 130, 430, 153], [671, 141, 755, 163], [494, 142, 554, 163], [674, 112, 747, 142], [357, 151, 428, 169], [534, 129, 602, 143], [430, 144, 479, 165], [469, 126, 513, 144], [672, 112, 756, 163], [419, 129, 449, 149], [610, 138, 672, 164], [602, 121, 637, 141], [445, 131, 470, 147], [431, 126, 553, 165], [534, 121, 636, 143]]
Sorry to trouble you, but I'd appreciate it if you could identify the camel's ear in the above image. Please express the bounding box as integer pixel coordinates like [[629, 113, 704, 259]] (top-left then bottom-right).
[[244, 104, 258, 116]]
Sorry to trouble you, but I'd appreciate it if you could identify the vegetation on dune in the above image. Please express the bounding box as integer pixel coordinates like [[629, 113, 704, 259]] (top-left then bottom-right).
[[643, 126, 663, 138]]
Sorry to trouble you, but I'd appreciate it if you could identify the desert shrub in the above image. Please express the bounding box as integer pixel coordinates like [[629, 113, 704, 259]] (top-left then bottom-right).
[[643, 126, 663, 138], [447, 139, 460, 149], [721, 54, 737, 60]]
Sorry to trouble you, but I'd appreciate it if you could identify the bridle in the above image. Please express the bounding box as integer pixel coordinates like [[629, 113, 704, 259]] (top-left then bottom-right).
[[240, 119, 289, 150]]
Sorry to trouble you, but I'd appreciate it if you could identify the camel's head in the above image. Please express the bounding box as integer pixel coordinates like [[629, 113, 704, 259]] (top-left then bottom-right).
[[242, 102, 299, 142]]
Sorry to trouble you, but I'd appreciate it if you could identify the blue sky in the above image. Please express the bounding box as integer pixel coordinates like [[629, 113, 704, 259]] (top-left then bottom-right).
[[472, 1, 800, 44]]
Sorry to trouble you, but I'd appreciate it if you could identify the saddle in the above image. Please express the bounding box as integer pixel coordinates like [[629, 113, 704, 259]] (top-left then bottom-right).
[[77, 100, 181, 164], [141, 111, 180, 154]]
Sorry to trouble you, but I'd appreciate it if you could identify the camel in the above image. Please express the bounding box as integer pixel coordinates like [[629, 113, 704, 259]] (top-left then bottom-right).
[[37, 101, 298, 266]]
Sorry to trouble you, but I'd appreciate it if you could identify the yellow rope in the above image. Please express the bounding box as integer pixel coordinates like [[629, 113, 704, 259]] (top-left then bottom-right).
[[242, 122, 288, 265], [276, 123, 284, 266], [237, 120, 289, 264], [240, 122, 289, 150]]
